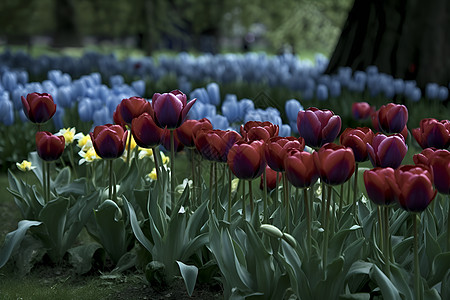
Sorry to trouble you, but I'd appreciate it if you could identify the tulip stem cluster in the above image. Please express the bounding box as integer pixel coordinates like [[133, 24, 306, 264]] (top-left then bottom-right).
[[249, 180, 254, 215], [322, 185, 333, 276], [413, 213, 421, 300], [44, 162, 51, 203], [170, 130, 175, 209], [228, 168, 232, 222], [108, 160, 113, 201], [304, 188, 312, 256], [382, 206, 391, 278], [263, 169, 268, 223], [447, 195, 450, 251]]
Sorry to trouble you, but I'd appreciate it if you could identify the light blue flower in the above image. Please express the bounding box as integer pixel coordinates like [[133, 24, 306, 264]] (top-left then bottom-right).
[[425, 83, 439, 99], [131, 80, 146, 96], [0, 99, 14, 125], [329, 79, 341, 98], [206, 82, 220, 106], [190, 87, 210, 104], [110, 75, 124, 87], [222, 94, 240, 123], [239, 98, 255, 120], [437, 86, 449, 101], [285, 99, 303, 123], [2, 71, 17, 92], [279, 124, 291, 137], [78, 97, 94, 122], [316, 84, 328, 101], [209, 114, 229, 130], [57, 85, 73, 108], [92, 106, 111, 126]]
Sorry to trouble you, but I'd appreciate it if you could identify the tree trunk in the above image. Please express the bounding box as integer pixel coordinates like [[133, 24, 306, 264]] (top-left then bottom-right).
[[325, 0, 450, 89]]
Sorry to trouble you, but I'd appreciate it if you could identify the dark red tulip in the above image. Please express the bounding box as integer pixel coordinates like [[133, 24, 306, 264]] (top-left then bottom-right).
[[176, 118, 213, 148], [367, 133, 408, 168], [227, 140, 266, 180], [429, 150, 450, 194], [90, 124, 128, 159], [412, 118, 450, 149], [389, 165, 437, 212], [114, 96, 152, 126], [161, 129, 184, 152], [195, 129, 241, 162], [151, 90, 196, 129], [377, 103, 408, 134], [363, 167, 396, 206], [313, 143, 355, 185], [240, 121, 279, 141], [340, 127, 374, 162], [131, 113, 163, 148], [21, 93, 56, 124], [413, 148, 437, 166], [284, 149, 319, 188], [297, 107, 342, 148], [352, 102, 374, 120], [265, 136, 305, 172], [35, 131, 65, 161], [371, 110, 382, 132], [260, 166, 281, 191]]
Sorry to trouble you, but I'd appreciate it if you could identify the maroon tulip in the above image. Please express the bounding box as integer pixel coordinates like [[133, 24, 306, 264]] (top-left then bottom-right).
[[161, 129, 184, 152], [21, 93, 57, 124], [114, 96, 152, 126], [313, 143, 355, 185], [260, 166, 281, 191], [297, 107, 342, 148], [151, 90, 196, 129], [367, 133, 408, 168], [371, 110, 382, 132], [377, 103, 408, 134], [363, 167, 396, 206], [195, 129, 241, 162], [227, 140, 266, 180], [413, 148, 437, 166], [284, 149, 319, 188], [429, 150, 450, 194], [265, 136, 305, 172], [340, 127, 374, 162], [389, 165, 437, 212], [352, 102, 374, 120], [412, 118, 450, 149], [176, 118, 213, 148], [90, 124, 128, 159], [131, 113, 163, 148], [35, 131, 65, 161], [240, 121, 279, 141]]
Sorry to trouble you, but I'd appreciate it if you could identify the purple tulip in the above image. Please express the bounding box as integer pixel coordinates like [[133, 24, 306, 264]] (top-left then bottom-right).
[[297, 107, 341, 148], [151, 90, 196, 129], [367, 133, 408, 168]]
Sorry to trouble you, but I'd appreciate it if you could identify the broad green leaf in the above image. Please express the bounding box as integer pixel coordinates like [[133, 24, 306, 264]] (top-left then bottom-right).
[[369, 265, 401, 300], [126, 200, 153, 253], [176, 261, 198, 297], [52, 167, 71, 189], [0, 220, 42, 268], [346, 261, 373, 279], [68, 243, 103, 274], [55, 178, 86, 195], [339, 293, 370, 300], [428, 252, 450, 287], [389, 264, 413, 300]]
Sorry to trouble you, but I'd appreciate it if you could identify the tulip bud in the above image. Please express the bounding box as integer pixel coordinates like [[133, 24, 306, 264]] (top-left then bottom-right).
[[352, 102, 374, 121], [240, 121, 279, 141], [227, 140, 266, 180], [313, 143, 355, 185], [265, 136, 305, 172], [429, 150, 450, 194], [152, 90, 196, 129], [21, 93, 57, 124], [176, 118, 213, 148], [412, 118, 450, 149], [131, 113, 163, 148], [363, 167, 396, 206], [284, 149, 319, 188], [90, 124, 128, 159], [367, 133, 408, 168], [36, 131, 65, 161], [377, 103, 408, 134], [340, 127, 374, 162], [297, 107, 341, 148]]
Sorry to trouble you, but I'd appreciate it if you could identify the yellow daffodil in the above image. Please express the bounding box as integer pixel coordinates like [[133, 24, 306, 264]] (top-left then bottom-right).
[[16, 160, 34, 172], [74, 133, 92, 150], [78, 147, 100, 164], [161, 152, 170, 165], [126, 133, 137, 151], [138, 147, 154, 159], [56, 128, 76, 146], [147, 168, 158, 180]]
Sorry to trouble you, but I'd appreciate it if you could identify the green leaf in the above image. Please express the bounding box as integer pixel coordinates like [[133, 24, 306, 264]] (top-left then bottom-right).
[[339, 293, 370, 300], [389, 264, 413, 300], [68, 243, 103, 274], [52, 167, 71, 189], [428, 252, 450, 287], [55, 178, 86, 195], [176, 261, 198, 297], [369, 264, 402, 300], [0, 220, 42, 268], [346, 261, 373, 279], [126, 199, 153, 253]]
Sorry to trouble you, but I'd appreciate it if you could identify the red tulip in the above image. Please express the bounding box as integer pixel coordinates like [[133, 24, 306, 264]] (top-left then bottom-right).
[[240, 121, 279, 141], [377, 103, 408, 134], [176, 118, 213, 148], [131, 113, 163, 148], [227, 140, 266, 180], [363, 167, 396, 206], [429, 150, 450, 194], [352, 102, 374, 120], [161, 129, 184, 152], [21, 93, 56, 124], [151, 90, 196, 129], [284, 149, 319, 188], [260, 166, 281, 191], [90, 124, 128, 159], [389, 165, 437, 212], [35, 131, 65, 161], [340, 127, 374, 162], [297, 107, 341, 148], [265, 136, 305, 172], [413, 148, 437, 166], [313, 143, 355, 185], [412, 118, 450, 149], [114, 96, 152, 126], [366, 133, 408, 168], [195, 129, 241, 162]]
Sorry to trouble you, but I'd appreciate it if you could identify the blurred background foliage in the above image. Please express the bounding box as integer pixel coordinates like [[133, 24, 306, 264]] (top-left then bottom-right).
[[0, 0, 352, 56]]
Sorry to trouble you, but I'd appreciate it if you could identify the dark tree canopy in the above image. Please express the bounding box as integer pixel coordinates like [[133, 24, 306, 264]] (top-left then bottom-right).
[[325, 0, 450, 89]]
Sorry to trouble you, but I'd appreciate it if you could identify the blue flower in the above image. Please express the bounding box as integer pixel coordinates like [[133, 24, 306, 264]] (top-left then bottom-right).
[[329, 79, 341, 98], [425, 83, 439, 99], [316, 84, 328, 101], [209, 114, 229, 130], [279, 124, 291, 137], [285, 99, 303, 123], [206, 82, 220, 106], [57, 85, 73, 108], [78, 97, 94, 122], [0, 98, 14, 125], [2, 71, 17, 92], [222, 94, 240, 123], [92, 106, 111, 126], [438, 86, 449, 101], [239, 98, 255, 120], [131, 80, 146, 96], [110, 75, 124, 87], [190, 87, 210, 104]]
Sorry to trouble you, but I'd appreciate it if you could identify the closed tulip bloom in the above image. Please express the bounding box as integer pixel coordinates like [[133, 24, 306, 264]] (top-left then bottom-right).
[[36, 131, 65, 161], [176, 118, 213, 148], [313, 143, 355, 185], [352, 102, 374, 120], [227, 140, 266, 180], [260, 166, 281, 191], [412, 118, 450, 149], [389, 165, 437, 212], [340, 127, 374, 162], [151, 90, 196, 129], [21, 92, 56, 124], [377, 103, 408, 134], [413, 148, 437, 166], [367, 133, 408, 168], [284, 149, 319, 188], [240, 121, 279, 141], [90, 124, 128, 159], [265, 136, 305, 172], [297, 107, 341, 148], [429, 150, 450, 194], [114, 96, 152, 126], [195, 129, 241, 162], [161, 129, 184, 152], [131, 113, 163, 148], [363, 167, 396, 206]]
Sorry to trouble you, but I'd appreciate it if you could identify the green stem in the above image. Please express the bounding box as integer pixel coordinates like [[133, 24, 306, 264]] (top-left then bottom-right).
[[228, 168, 232, 222], [209, 162, 214, 214], [170, 130, 175, 209], [214, 162, 218, 212], [263, 168, 268, 223], [447, 195, 450, 251], [323, 185, 332, 276], [283, 172, 290, 232], [46, 161, 51, 203], [383, 206, 391, 278], [338, 184, 344, 221], [276, 171, 279, 209], [353, 163, 359, 217], [126, 130, 132, 166], [321, 181, 326, 226], [413, 213, 421, 300], [242, 179, 246, 219], [152, 147, 161, 182], [69, 144, 78, 178], [377, 206, 383, 254], [109, 159, 113, 200], [249, 180, 254, 215], [191, 149, 196, 208], [304, 188, 311, 256]]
